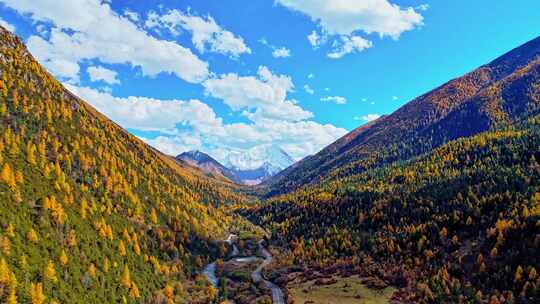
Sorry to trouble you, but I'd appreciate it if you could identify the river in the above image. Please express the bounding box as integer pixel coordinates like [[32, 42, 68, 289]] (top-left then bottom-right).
[[202, 236, 285, 304]]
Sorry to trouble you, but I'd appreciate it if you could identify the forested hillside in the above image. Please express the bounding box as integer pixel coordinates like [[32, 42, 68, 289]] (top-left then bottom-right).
[[246, 115, 540, 303], [0, 26, 249, 303], [2, 15, 540, 304], [264, 36, 540, 197]]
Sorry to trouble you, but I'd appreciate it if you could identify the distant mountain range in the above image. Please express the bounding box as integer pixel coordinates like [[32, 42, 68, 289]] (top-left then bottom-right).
[[263, 35, 540, 197], [3, 19, 540, 303], [176, 150, 237, 181], [222, 145, 295, 173], [176, 147, 295, 185]]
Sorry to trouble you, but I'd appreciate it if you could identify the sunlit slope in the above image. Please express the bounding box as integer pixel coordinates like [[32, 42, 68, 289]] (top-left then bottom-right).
[[265, 36, 540, 197], [248, 115, 540, 303], [0, 26, 246, 303]]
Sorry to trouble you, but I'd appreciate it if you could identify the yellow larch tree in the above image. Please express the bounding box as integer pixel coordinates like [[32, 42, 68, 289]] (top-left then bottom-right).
[[6, 287, 17, 304], [44, 260, 58, 283], [0, 258, 12, 285], [26, 228, 38, 243], [1, 163, 16, 189], [26, 142, 37, 166], [150, 208, 158, 224], [103, 257, 110, 273], [5, 223, 15, 238], [130, 282, 141, 299], [59, 250, 68, 267], [67, 229, 77, 247], [118, 240, 127, 257], [120, 265, 131, 288], [28, 282, 46, 304], [88, 263, 97, 279]]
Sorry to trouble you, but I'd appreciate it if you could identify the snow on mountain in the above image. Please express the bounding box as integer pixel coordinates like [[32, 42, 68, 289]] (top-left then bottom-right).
[[176, 145, 295, 185], [223, 144, 295, 171]]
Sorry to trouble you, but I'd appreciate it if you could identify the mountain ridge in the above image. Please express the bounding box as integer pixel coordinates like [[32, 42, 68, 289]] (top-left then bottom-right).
[[176, 150, 237, 182], [248, 113, 540, 303], [264, 35, 540, 197]]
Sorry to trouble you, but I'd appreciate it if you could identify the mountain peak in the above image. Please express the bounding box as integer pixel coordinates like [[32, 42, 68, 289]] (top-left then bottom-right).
[[176, 150, 236, 181], [175, 147, 294, 185], [224, 145, 295, 171], [178, 150, 212, 162]]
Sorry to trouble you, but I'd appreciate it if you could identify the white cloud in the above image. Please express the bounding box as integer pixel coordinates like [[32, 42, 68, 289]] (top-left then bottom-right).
[[65, 85, 223, 132], [328, 35, 372, 59], [321, 96, 347, 105], [417, 4, 430, 11], [35, 24, 48, 36], [282, 0, 423, 58], [87, 65, 120, 85], [4, 0, 350, 168], [203, 66, 313, 122], [123, 9, 139, 22], [152, 118, 346, 165], [0, 17, 15, 32], [307, 73, 315, 79], [260, 38, 292, 58], [142, 135, 202, 156], [303, 84, 314, 95], [276, 0, 424, 39], [144, 11, 160, 29], [65, 85, 347, 164], [2, 0, 209, 84], [354, 113, 381, 122], [146, 9, 251, 58], [392, 95, 399, 100], [307, 30, 324, 47], [272, 47, 291, 58], [42, 58, 80, 83], [253, 119, 347, 160]]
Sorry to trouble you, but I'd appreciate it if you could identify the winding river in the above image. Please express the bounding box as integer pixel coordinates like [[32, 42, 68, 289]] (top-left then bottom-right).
[[202, 236, 285, 304]]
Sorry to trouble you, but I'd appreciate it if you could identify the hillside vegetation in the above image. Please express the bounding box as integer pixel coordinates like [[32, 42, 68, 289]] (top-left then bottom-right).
[[246, 36, 540, 303], [0, 26, 250, 303], [264, 36, 540, 197], [2, 20, 540, 304], [246, 115, 540, 303]]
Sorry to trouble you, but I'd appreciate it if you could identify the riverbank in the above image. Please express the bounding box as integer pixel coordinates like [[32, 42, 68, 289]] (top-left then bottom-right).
[[203, 237, 285, 303]]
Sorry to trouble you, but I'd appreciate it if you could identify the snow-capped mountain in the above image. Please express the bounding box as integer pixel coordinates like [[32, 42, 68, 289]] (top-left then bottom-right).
[[226, 146, 294, 185], [176, 145, 295, 185], [224, 145, 295, 171]]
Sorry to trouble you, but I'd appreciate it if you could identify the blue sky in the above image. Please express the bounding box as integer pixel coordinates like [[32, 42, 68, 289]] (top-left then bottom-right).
[[1, 0, 539, 168]]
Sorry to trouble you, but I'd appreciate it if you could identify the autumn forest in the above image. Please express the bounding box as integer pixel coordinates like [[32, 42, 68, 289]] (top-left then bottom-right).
[[0, 18, 539, 304]]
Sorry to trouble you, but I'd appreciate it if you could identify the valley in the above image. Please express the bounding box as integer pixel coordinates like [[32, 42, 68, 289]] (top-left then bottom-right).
[[201, 234, 393, 304], [0, 10, 539, 304]]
